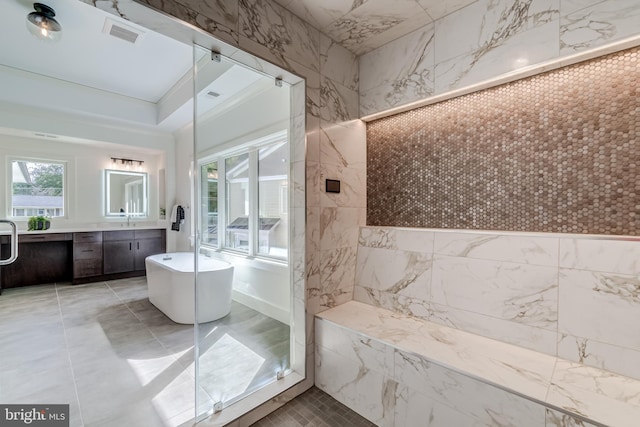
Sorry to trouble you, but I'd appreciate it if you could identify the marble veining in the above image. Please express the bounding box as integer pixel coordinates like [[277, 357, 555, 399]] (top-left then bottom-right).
[[238, 0, 320, 72], [557, 333, 640, 382], [560, 0, 640, 54], [436, 0, 560, 90], [559, 269, 640, 351], [433, 232, 559, 266], [359, 24, 435, 116], [317, 301, 640, 427], [431, 256, 558, 329]]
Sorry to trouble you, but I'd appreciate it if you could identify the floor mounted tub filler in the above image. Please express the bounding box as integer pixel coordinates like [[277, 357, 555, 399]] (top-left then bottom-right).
[[145, 252, 234, 324]]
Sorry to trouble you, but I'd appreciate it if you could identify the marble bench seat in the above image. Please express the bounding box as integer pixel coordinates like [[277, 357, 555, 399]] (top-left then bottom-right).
[[315, 300, 640, 427]]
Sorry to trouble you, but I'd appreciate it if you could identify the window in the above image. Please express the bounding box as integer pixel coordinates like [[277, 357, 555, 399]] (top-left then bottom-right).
[[200, 135, 288, 261], [258, 141, 288, 257], [11, 159, 65, 218], [200, 161, 218, 246]]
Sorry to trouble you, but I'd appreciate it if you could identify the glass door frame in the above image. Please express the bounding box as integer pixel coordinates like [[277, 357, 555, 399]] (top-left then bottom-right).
[[191, 43, 306, 424]]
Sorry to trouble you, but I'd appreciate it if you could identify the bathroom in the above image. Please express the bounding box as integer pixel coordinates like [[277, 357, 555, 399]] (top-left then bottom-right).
[[1, 0, 640, 426]]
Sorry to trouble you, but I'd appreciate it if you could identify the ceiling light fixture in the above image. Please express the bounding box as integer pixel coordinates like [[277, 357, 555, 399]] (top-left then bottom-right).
[[26, 3, 62, 42]]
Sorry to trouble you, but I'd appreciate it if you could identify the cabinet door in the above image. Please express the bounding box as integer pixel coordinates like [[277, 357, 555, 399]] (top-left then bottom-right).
[[103, 241, 134, 274], [134, 238, 164, 270], [73, 242, 103, 278]]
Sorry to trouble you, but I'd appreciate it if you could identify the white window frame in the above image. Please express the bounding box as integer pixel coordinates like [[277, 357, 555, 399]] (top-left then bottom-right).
[[198, 130, 288, 263], [8, 157, 67, 219]]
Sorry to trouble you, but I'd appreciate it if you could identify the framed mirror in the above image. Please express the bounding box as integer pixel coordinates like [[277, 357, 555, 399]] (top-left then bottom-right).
[[105, 170, 148, 217]]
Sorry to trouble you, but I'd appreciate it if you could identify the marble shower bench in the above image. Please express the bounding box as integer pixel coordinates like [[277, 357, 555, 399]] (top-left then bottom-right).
[[315, 301, 640, 427]]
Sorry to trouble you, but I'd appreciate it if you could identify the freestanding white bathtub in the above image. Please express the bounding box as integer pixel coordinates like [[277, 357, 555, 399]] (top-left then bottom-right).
[[145, 252, 234, 324]]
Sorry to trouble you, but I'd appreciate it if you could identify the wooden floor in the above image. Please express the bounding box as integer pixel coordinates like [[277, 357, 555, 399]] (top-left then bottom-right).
[[0, 278, 290, 426]]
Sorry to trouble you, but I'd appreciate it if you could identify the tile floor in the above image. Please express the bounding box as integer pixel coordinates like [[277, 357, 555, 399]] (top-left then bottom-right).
[[0, 278, 289, 426], [251, 386, 376, 427]]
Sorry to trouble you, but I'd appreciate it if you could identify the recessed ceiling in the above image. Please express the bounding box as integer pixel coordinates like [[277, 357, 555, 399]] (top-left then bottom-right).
[[274, 0, 477, 55], [0, 0, 273, 135], [2, 0, 193, 103]]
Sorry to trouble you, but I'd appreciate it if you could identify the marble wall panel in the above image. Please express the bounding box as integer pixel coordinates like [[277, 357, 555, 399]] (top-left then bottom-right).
[[360, 0, 640, 117], [431, 256, 558, 330], [319, 35, 359, 92], [427, 302, 558, 355], [319, 120, 367, 170], [434, 232, 559, 266], [320, 207, 362, 251], [319, 77, 359, 123], [359, 226, 435, 253], [561, 0, 640, 54], [315, 319, 394, 377], [558, 268, 640, 356], [435, 0, 559, 64], [559, 238, 640, 275], [355, 246, 432, 301], [238, 0, 320, 72], [394, 385, 485, 427], [315, 341, 396, 426], [434, 20, 559, 93], [359, 24, 435, 117], [319, 246, 357, 309]]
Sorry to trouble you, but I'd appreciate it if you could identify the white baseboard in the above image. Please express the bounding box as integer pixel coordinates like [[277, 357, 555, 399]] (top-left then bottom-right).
[[232, 289, 290, 325]]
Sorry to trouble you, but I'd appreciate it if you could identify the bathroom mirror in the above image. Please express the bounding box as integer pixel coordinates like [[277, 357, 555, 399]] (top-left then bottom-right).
[[105, 169, 148, 217]]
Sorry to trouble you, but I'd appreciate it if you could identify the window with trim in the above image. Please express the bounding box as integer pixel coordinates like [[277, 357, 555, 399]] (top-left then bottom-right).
[[10, 159, 65, 218], [200, 135, 288, 261]]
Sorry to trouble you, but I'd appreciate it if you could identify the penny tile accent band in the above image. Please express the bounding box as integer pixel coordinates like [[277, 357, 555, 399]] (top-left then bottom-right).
[[367, 47, 640, 235]]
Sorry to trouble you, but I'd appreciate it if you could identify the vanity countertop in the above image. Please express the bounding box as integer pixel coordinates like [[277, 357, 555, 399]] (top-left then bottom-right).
[[0, 224, 168, 236]]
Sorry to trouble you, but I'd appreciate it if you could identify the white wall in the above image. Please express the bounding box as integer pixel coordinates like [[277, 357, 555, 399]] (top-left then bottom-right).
[[0, 129, 174, 232]]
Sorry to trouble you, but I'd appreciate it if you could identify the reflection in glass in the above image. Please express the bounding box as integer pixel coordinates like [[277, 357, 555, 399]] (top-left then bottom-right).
[[258, 141, 288, 258], [105, 170, 147, 216], [225, 154, 249, 252]]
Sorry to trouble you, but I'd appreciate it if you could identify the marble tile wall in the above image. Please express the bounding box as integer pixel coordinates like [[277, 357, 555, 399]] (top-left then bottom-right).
[[353, 226, 640, 381], [360, 0, 640, 116]]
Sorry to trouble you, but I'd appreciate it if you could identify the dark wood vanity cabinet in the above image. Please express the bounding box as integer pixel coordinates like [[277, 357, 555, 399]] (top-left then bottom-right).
[[0, 229, 166, 289], [73, 232, 103, 279], [103, 229, 165, 274], [1, 233, 73, 289]]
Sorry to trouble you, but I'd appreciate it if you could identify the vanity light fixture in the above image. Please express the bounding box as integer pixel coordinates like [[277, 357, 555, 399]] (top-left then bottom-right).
[[26, 3, 62, 42], [111, 157, 144, 170]]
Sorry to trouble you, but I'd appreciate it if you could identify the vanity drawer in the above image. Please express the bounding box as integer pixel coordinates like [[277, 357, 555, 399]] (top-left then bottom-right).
[[73, 242, 103, 260], [19, 233, 72, 243], [134, 229, 163, 239], [73, 232, 102, 243], [73, 259, 103, 278], [103, 230, 135, 241]]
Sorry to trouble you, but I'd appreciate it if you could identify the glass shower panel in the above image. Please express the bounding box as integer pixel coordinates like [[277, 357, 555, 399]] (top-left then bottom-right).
[[193, 44, 293, 421]]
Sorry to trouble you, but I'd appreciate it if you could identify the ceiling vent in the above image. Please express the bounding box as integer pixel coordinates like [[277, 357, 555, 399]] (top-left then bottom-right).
[[103, 18, 143, 44]]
